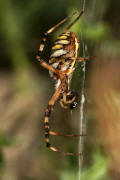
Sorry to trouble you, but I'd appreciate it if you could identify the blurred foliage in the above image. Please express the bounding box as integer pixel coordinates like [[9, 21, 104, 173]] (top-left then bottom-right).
[[60, 152, 110, 180], [0, 132, 15, 147], [0, 0, 120, 179]]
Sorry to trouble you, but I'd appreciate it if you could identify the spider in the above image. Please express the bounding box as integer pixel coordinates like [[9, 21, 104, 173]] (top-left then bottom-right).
[[36, 10, 91, 156]]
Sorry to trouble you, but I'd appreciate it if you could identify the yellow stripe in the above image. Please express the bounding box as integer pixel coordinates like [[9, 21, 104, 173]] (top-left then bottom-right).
[[55, 40, 69, 45], [52, 44, 63, 50], [46, 138, 49, 143], [43, 37, 46, 41], [63, 31, 70, 36], [50, 49, 67, 58], [45, 117, 49, 123], [67, 38, 79, 75], [39, 44, 44, 51], [57, 35, 68, 40], [45, 125, 49, 129], [49, 58, 57, 63], [50, 147, 57, 152], [75, 37, 79, 58]]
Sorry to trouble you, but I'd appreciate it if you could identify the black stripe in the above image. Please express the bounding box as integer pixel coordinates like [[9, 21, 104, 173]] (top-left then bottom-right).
[[37, 50, 41, 56], [44, 32, 48, 37], [44, 105, 53, 117], [44, 111, 50, 117], [45, 133, 49, 138], [59, 61, 63, 65], [47, 105, 53, 111], [45, 127, 49, 133], [44, 122, 49, 126], [46, 142, 50, 147]]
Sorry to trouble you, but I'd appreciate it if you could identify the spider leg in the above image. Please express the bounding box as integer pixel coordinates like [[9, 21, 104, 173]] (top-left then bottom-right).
[[59, 92, 69, 109], [60, 90, 78, 109], [51, 91, 86, 138], [50, 147, 82, 156], [36, 56, 66, 81], [69, 56, 93, 62], [63, 91, 77, 104], [36, 56, 59, 75], [37, 11, 78, 56], [44, 84, 82, 156], [44, 84, 62, 147], [65, 9, 85, 31], [49, 131, 86, 137], [60, 92, 75, 109], [59, 99, 69, 109], [46, 11, 78, 35], [76, 56, 95, 62]]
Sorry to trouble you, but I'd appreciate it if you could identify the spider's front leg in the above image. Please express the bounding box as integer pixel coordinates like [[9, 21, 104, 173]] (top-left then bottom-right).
[[60, 90, 78, 109]]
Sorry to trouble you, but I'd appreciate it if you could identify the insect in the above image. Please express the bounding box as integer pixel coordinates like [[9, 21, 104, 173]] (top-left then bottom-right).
[[36, 10, 91, 155]]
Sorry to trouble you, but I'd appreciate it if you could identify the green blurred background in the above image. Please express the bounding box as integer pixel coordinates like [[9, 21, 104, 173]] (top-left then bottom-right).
[[0, 0, 120, 179]]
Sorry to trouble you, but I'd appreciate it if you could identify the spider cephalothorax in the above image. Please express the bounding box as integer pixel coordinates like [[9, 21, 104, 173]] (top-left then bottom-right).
[[36, 10, 90, 155]]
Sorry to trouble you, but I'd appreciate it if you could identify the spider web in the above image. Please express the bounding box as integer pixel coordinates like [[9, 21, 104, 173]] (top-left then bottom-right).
[[78, 43, 87, 180], [78, 0, 87, 179]]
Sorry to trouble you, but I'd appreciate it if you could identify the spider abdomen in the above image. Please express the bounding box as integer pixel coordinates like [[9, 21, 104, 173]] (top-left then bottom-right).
[[49, 31, 80, 78], [49, 31, 80, 63]]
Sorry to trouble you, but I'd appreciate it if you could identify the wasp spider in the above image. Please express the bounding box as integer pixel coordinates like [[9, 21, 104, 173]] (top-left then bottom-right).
[[36, 10, 91, 155]]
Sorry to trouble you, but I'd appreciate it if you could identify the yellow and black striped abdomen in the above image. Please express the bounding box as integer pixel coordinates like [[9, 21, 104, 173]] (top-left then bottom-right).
[[49, 31, 80, 64]]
